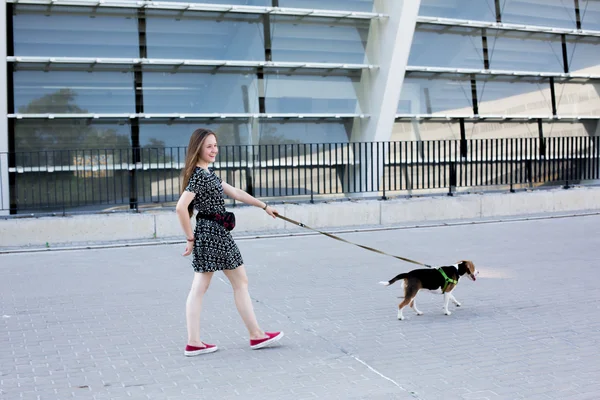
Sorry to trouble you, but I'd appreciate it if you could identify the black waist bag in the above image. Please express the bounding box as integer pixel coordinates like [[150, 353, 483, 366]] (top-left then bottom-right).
[[197, 212, 236, 231]]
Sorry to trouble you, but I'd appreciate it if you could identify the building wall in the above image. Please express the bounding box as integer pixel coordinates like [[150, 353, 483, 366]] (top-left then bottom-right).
[[395, 0, 600, 142]]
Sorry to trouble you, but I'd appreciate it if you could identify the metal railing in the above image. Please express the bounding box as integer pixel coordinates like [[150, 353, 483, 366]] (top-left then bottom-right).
[[1, 136, 599, 214]]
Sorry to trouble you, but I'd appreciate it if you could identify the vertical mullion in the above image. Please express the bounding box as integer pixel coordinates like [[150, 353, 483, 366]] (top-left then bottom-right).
[[482, 29, 490, 70], [7, 3, 16, 213], [561, 34, 569, 73], [574, 0, 582, 30], [471, 76, 479, 115], [495, 0, 502, 22], [550, 78, 558, 116]]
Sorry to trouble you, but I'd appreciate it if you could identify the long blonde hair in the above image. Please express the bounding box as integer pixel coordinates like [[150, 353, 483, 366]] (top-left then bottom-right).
[[181, 128, 216, 218]]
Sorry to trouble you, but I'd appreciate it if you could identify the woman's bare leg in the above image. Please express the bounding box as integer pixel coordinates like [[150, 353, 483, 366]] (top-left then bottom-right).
[[186, 271, 214, 346], [222, 265, 266, 340]]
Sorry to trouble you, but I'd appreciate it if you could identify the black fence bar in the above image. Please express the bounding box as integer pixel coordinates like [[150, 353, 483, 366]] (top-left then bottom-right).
[[2, 136, 599, 214]]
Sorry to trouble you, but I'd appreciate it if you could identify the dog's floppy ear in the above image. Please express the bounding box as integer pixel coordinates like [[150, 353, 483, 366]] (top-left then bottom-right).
[[459, 260, 477, 279]]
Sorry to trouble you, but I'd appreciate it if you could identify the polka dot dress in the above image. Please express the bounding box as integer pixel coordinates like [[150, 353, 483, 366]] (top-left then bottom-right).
[[185, 167, 243, 273]]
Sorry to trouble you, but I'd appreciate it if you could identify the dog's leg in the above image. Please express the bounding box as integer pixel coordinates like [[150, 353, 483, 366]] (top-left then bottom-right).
[[399, 282, 419, 320], [449, 292, 461, 307], [397, 298, 410, 320], [443, 293, 452, 315], [409, 298, 423, 315]]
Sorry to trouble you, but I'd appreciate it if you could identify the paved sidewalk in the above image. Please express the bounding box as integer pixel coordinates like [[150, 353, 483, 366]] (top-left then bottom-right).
[[1, 214, 600, 400]]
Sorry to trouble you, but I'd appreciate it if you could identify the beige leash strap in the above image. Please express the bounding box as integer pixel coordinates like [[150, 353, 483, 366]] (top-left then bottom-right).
[[275, 213, 432, 268]]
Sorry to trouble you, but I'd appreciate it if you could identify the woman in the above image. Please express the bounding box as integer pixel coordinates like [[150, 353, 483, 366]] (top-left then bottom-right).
[[176, 128, 283, 356]]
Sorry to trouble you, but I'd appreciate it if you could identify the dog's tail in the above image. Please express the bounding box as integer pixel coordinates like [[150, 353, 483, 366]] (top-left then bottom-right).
[[378, 273, 408, 287]]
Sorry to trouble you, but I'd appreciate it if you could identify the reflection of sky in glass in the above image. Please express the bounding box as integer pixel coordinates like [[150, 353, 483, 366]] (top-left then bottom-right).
[[580, 0, 600, 30], [398, 78, 472, 115], [271, 16, 369, 64], [500, 0, 577, 29], [410, 30, 484, 69], [265, 74, 361, 114], [145, 11, 264, 61], [143, 71, 259, 114], [419, 0, 497, 20], [487, 34, 564, 72], [278, 0, 374, 12], [158, 0, 269, 4], [14, 8, 138, 57]]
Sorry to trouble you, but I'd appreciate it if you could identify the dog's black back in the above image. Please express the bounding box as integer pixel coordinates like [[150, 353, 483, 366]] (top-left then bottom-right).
[[386, 266, 461, 291]]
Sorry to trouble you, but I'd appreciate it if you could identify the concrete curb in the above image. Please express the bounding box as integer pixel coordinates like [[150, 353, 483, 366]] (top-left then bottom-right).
[[2, 186, 600, 248]]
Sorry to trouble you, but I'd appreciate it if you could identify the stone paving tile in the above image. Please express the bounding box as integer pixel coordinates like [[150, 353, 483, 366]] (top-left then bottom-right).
[[1, 214, 600, 399]]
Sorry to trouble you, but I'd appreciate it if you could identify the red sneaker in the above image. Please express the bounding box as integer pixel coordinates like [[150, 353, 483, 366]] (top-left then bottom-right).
[[250, 331, 284, 350], [184, 342, 218, 357]]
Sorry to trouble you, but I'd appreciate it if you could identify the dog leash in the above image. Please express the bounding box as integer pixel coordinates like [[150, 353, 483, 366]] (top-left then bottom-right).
[[275, 213, 432, 268]]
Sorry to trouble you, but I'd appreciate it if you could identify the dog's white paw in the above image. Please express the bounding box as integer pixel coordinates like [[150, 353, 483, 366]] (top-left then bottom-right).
[[416, 311, 423, 316], [444, 310, 452, 316], [397, 311, 404, 320], [455, 303, 461, 307], [378, 281, 390, 286]]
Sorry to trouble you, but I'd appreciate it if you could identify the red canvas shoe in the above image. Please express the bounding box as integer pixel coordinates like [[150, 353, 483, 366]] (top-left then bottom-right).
[[184, 342, 218, 357], [250, 331, 284, 350]]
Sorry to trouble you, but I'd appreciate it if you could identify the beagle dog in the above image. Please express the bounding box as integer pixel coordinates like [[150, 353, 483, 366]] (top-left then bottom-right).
[[379, 261, 478, 320]]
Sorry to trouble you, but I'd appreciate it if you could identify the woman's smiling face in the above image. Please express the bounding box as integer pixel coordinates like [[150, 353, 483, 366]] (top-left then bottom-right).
[[198, 134, 218, 166]]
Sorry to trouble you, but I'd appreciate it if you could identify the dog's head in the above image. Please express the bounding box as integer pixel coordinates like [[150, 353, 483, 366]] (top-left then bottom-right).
[[457, 260, 478, 281]]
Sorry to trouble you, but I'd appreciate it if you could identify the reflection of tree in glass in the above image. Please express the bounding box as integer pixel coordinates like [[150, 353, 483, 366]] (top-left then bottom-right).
[[16, 89, 130, 152], [16, 89, 173, 164], [260, 124, 301, 145]]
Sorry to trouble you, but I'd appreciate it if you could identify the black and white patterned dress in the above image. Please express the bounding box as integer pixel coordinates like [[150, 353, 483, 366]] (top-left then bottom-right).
[[185, 167, 244, 273]]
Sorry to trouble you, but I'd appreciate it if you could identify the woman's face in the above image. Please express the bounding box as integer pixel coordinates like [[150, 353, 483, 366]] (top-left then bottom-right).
[[199, 134, 218, 165]]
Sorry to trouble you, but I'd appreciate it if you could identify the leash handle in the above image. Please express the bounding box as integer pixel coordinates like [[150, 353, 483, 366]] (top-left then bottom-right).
[[275, 213, 431, 268]]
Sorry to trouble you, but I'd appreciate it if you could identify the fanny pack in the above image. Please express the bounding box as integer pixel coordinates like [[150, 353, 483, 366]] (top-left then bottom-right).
[[196, 211, 236, 231]]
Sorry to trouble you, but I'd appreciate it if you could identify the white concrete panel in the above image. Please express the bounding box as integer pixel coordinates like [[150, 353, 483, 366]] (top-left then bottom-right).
[[479, 190, 556, 217], [382, 195, 481, 223], [4, 188, 600, 248], [0, 213, 155, 247]]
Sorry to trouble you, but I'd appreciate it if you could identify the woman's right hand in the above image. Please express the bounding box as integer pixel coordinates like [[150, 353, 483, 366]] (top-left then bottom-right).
[[182, 241, 194, 256]]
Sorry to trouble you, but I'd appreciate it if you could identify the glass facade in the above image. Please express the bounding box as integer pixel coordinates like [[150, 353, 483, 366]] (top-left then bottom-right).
[[398, 0, 600, 141], [9, 3, 375, 153], [4, 0, 600, 213]]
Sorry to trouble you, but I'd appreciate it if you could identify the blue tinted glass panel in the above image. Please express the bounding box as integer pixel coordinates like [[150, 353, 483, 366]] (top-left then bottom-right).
[[259, 121, 351, 144], [477, 79, 553, 116], [398, 77, 473, 115], [487, 33, 564, 72], [270, 16, 369, 64], [145, 11, 264, 60], [14, 120, 131, 151], [142, 69, 258, 114], [13, 6, 139, 57], [139, 122, 251, 147], [265, 74, 361, 113], [567, 38, 600, 75], [409, 29, 484, 69], [580, 0, 600, 30], [500, 0, 577, 29], [278, 0, 374, 12], [14, 71, 135, 114], [419, 0, 497, 20], [158, 0, 269, 4]]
